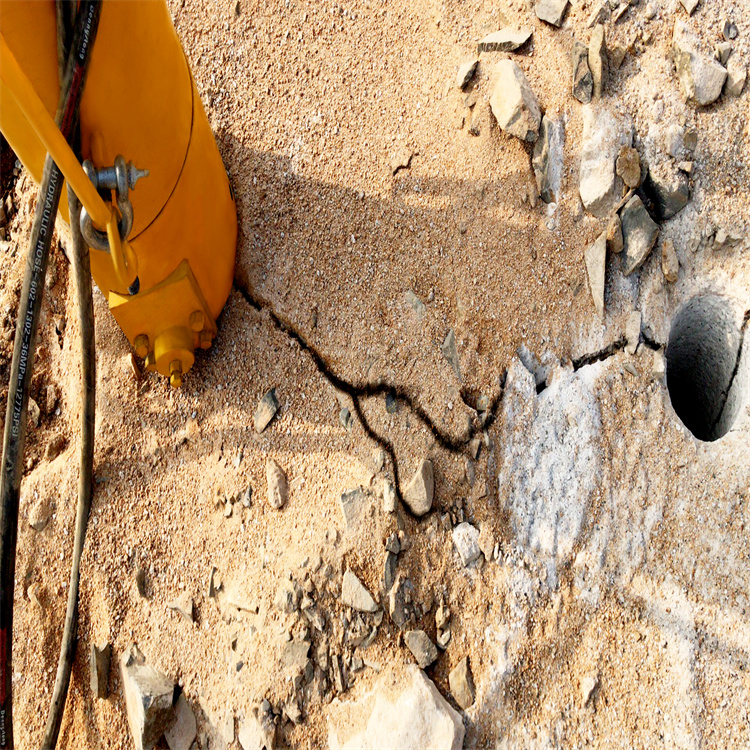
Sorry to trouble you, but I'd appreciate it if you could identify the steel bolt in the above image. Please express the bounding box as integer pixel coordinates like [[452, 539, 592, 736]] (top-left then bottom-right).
[[199, 330, 212, 350], [169, 359, 183, 388]]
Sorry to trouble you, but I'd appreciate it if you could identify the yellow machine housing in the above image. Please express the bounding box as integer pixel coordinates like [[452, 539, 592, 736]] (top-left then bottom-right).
[[0, 0, 237, 384]]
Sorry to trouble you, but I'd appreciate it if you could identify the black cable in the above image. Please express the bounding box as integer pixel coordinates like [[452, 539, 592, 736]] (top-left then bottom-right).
[[39, 183, 96, 750], [0, 3, 101, 748]]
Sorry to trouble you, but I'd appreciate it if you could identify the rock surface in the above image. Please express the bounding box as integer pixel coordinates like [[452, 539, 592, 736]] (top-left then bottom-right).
[[489, 60, 542, 143], [327, 664, 464, 750], [672, 21, 727, 106], [616, 146, 641, 188], [661, 239, 679, 282], [120, 648, 176, 750], [643, 161, 689, 220], [402, 459, 434, 516], [588, 24, 608, 99], [456, 59, 478, 90], [725, 54, 747, 96], [621, 195, 660, 275]]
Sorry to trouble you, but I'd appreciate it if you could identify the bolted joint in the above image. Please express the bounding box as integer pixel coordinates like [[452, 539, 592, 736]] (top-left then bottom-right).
[[169, 359, 183, 388], [134, 333, 149, 358]]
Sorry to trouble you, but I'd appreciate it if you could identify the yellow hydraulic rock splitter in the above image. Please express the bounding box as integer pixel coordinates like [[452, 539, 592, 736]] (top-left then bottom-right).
[[0, 0, 237, 386]]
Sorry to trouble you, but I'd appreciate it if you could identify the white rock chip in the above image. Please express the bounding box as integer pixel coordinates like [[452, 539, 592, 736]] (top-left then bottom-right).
[[672, 22, 727, 106], [403, 459, 434, 516], [452, 522, 482, 566], [489, 60, 542, 143], [327, 664, 464, 750], [341, 569, 378, 612], [725, 54, 747, 97]]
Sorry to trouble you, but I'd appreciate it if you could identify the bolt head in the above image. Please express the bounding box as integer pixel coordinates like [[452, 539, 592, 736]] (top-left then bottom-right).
[[134, 334, 149, 358], [189, 310, 205, 332]]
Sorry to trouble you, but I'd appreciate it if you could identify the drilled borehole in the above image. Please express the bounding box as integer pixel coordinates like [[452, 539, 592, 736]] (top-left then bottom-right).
[[666, 294, 748, 442]]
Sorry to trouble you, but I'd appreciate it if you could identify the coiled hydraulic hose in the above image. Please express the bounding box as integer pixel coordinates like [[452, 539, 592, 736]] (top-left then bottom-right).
[[0, 3, 101, 747]]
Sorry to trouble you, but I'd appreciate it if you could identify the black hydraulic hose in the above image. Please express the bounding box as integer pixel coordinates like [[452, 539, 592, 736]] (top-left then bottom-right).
[[0, 3, 101, 747], [40, 186, 96, 749]]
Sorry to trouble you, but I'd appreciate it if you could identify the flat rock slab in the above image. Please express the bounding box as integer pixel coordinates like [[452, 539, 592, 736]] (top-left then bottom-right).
[[489, 60, 541, 143], [456, 58, 478, 90], [536, 0, 568, 27], [584, 231, 607, 317], [672, 22, 727, 106], [327, 664, 464, 750], [621, 195, 659, 275], [449, 657, 476, 709], [477, 28, 532, 54], [572, 41, 593, 103]]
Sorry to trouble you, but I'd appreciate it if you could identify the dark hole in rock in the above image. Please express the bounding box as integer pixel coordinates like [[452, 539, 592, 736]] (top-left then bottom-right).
[[666, 294, 748, 442]]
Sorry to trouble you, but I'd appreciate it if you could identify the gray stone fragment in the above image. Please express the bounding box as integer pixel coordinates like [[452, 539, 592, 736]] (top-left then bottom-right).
[[715, 42, 732, 66], [402, 459, 434, 516], [672, 22, 727, 106], [274, 579, 299, 614], [405, 290, 426, 319], [661, 239, 679, 283], [489, 60, 542, 143], [90, 642, 111, 699], [254, 389, 279, 433], [532, 116, 565, 204], [384, 551, 398, 592], [449, 657, 476, 709], [388, 576, 416, 629], [165, 693, 197, 750], [588, 24, 608, 99], [713, 227, 744, 251], [339, 407, 353, 430], [477, 28, 532, 54], [572, 42, 593, 103], [167, 592, 194, 623], [451, 522, 482, 566], [535, 0, 569, 27], [725, 54, 747, 97], [280, 639, 310, 675], [441, 329, 461, 380], [679, 0, 698, 14], [120, 649, 176, 750], [456, 59, 479, 90], [644, 162, 689, 220], [266, 458, 288, 509], [342, 569, 378, 612], [435, 602, 451, 630], [584, 232, 607, 317], [723, 20, 738, 40], [621, 196, 660, 275], [581, 673, 600, 706], [405, 630, 439, 669]]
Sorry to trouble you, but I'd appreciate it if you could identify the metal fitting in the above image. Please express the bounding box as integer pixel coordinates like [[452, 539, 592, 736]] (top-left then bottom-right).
[[169, 359, 183, 388], [133, 333, 149, 358]]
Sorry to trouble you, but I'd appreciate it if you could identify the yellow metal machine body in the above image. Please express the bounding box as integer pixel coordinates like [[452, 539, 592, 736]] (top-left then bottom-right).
[[0, 0, 237, 384]]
